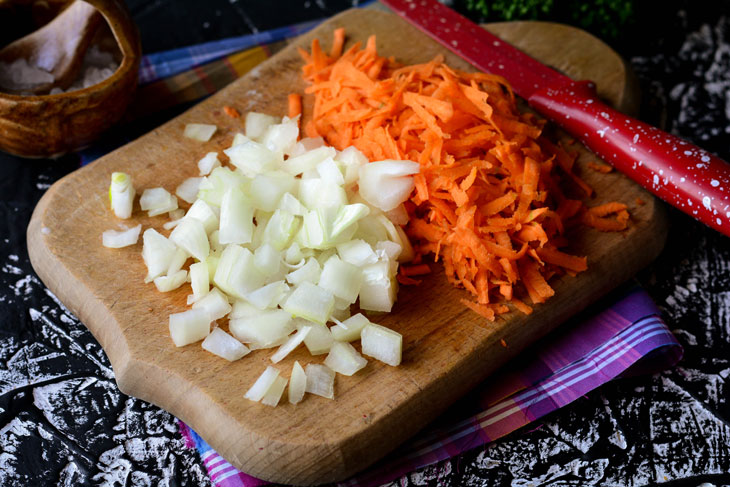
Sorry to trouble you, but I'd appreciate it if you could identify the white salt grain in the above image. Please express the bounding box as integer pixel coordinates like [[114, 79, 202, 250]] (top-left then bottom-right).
[[0, 44, 119, 95], [0, 58, 54, 91]]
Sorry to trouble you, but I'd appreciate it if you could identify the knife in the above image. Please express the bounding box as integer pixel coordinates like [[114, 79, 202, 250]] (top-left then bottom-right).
[[380, 0, 730, 238]]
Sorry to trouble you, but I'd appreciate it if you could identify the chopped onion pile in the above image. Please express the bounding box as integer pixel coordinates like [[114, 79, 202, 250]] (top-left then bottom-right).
[[104, 112, 414, 406]]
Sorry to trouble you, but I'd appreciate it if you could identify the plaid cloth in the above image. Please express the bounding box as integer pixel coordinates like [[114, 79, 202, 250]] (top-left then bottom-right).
[[81, 22, 683, 486]]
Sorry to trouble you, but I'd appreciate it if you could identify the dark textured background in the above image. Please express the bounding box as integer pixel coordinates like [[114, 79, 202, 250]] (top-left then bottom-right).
[[1, 1, 729, 486]]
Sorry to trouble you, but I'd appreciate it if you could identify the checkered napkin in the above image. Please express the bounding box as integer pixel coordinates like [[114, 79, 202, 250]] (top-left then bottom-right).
[[84, 22, 683, 486]]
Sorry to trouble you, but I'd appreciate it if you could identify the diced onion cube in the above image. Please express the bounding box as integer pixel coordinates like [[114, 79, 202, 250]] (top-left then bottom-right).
[[288, 361, 306, 404], [214, 244, 265, 298], [318, 255, 362, 305], [330, 313, 370, 342], [198, 152, 221, 176], [261, 116, 299, 156], [102, 224, 141, 248], [279, 192, 306, 216], [261, 376, 288, 407], [224, 140, 279, 177], [154, 269, 188, 292], [331, 204, 370, 239], [244, 280, 289, 310], [262, 209, 300, 251], [140, 187, 178, 217], [253, 243, 281, 276], [359, 259, 397, 312], [188, 261, 210, 302], [282, 281, 334, 324], [166, 247, 189, 275], [230, 300, 262, 319], [163, 217, 182, 231], [336, 239, 378, 267], [202, 328, 250, 361], [205, 255, 219, 281], [197, 166, 247, 207], [184, 123, 217, 142], [185, 199, 219, 235], [169, 308, 210, 347], [229, 309, 294, 348], [231, 132, 249, 147], [192, 287, 231, 321], [219, 187, 254, 245], [316, 157, 345, 185], [284, 243, 305, 266], [376, 240, 402, 261], [298, 178, 347, 211], [244, 366, 280, 402], [142, 228, 178, 282], [297, 320, 333, 355], [358, 159, 419, 212], [244, 112, 280, 141], [176, 177, 203, 204], [361, 323, 402, 366], [248, 171, 297, 212], [291, 136, 325, 157], [169, 217, 209, 262], [169, 208, 186, 221], [324, 341, 367, 376], [335, 146, 368, 185], [283, 146, 336, 175], [305, 363, 335, 399]]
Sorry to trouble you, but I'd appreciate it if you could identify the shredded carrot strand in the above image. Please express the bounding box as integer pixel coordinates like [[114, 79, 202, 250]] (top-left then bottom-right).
[[288, 93, 302, 121], [223, 105, 240, 118], [588, 161, 614, 173], [330, 27, 346, 58]]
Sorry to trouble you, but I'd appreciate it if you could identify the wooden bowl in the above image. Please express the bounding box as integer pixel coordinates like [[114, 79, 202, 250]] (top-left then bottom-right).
[[0, 0, 141, 158]]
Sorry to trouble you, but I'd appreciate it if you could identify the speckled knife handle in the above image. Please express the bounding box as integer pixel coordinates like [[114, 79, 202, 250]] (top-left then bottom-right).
[[529, 80, 730, 238]]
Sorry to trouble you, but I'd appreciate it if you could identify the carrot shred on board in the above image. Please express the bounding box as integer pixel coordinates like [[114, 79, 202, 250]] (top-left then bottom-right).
[[223, 105, 240, 118], [588, 161, 614, 173], [288, 93, 302, 123], [296, 30, 630, 318]]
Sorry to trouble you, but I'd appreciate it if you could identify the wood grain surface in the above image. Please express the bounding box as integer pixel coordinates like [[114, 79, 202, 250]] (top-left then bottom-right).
[[26, 9, 667, 485]]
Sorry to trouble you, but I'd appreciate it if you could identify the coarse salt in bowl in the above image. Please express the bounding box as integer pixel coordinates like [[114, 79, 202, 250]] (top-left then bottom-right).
[[0, 0, 141, 158]]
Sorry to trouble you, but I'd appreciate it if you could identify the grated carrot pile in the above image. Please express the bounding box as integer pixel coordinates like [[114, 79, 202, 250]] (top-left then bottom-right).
[[295, 29, 629, 320]]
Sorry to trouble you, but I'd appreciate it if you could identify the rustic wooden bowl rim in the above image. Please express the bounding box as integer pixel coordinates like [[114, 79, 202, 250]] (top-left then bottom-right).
[[0, 0, 139, 103]]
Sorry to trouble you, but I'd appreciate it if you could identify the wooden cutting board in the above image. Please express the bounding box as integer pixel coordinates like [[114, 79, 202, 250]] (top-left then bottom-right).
[[27, 8, 667, 485]]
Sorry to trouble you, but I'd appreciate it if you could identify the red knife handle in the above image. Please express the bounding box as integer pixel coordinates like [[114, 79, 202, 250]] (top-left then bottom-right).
[[529, 80, 730, 238]]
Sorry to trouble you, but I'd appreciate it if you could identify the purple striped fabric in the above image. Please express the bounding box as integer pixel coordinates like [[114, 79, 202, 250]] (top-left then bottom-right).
[[136, 0, 377, 85], [178, 285, 682, 487], [137, 19, 323, 85]]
